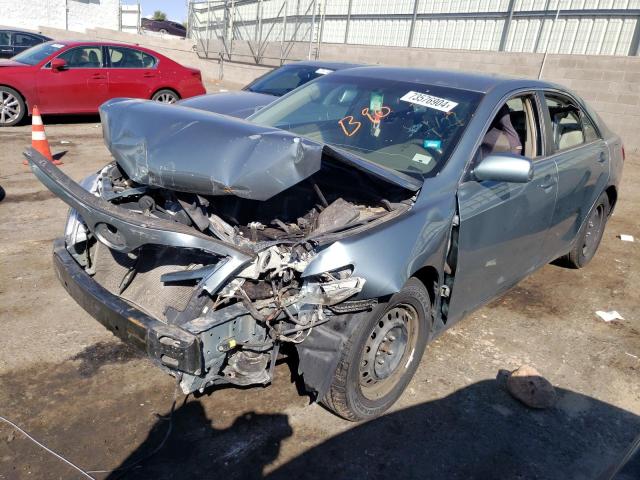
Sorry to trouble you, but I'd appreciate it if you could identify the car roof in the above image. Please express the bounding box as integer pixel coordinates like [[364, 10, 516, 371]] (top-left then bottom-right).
[[283, 60, 363, 71], [332, 66, 556, 94], [44, 40, 161, 55], [0, 29, 50, 39]]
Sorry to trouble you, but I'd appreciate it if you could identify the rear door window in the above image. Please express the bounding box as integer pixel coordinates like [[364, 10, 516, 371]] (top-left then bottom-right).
[[107, 46, 156, 68], [544, 93, 600, 151]]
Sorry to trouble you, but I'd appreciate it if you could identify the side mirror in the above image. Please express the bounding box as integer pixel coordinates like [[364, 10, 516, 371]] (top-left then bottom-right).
[[51, 58, 67, 71], [473, 153, 534, 183]]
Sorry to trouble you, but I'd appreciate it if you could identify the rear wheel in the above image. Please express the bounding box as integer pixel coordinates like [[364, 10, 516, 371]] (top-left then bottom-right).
[[562, 191, 610, 269], [151, 89, 180, 104], [0, 86, 25, 127], [322, 277, 431, 421]]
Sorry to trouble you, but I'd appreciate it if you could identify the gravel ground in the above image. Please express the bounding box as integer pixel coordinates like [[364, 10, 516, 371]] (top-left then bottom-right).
[[0, 101, 638, 479]]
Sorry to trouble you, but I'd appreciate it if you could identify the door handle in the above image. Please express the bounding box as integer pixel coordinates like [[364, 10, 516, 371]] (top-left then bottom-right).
[[538, 174, 556, 191], [91, 74, 107, 79], [143, 72, 156, 78], [598, 151, 607, 163]]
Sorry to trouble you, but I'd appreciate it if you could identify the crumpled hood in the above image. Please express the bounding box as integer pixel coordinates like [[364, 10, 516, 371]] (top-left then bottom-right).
[[99, 98, 324, 201]]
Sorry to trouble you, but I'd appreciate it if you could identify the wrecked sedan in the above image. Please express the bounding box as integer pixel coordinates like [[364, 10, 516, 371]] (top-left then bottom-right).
[[28, 67, 624, 421]]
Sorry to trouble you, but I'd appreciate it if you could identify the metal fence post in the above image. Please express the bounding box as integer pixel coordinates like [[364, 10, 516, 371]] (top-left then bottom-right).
[[629, 15, 640, 56], [207, 1, 212, 58], [307, 0, 317, 60], [499, 0, 516, 52], [280, 0, 288, 64], [344, 0, 352, 44], [407, 0, 419, 48]]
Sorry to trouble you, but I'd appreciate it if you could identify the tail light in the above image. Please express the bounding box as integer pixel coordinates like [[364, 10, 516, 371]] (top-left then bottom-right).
[[192, 70, 202, 82]]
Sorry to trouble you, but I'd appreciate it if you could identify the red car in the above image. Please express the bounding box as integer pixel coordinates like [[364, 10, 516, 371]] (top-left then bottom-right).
[[0, 40, 206, 126]]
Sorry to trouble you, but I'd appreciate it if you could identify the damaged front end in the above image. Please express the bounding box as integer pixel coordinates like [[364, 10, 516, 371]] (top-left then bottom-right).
[[29, 101, 417, 396]]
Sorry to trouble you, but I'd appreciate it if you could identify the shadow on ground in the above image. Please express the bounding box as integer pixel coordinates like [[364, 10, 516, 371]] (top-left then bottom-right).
[[107, 379, 640, 480]]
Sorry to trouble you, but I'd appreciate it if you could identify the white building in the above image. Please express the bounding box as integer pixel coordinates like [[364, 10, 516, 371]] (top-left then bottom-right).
[[0, 0, 139, 33]]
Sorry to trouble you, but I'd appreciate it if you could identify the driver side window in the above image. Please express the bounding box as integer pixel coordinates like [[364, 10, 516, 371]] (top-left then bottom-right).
[[472, 94, 542, 172], [57, 46, 103, 68]]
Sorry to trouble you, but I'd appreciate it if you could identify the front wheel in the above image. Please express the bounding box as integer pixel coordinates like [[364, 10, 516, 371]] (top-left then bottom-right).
[[151, 89, 180, 104], [321, 277, 432, 421], [0, 86, 25, 127], [562, 191, 610, 269]]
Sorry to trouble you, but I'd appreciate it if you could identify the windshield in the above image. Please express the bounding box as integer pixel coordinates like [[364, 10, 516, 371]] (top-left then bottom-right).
[[249, 74, 483, 179], [244, 65, 333, 96], [12, 42, 65, 65]]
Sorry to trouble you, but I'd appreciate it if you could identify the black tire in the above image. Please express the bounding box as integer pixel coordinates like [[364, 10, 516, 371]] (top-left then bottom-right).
[[321, 277, 432, 421], [151, 89, 180, 104], [562, 191, 610, 269], [0, 86, 26, 127]]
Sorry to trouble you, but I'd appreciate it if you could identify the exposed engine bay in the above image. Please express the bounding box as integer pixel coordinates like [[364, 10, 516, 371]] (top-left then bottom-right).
[[62, 151, 415, 394]]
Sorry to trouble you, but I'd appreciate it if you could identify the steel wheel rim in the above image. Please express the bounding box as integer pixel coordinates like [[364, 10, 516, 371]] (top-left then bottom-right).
[[0, 91, 21, 125], [359, 304, 419, 400], [155, 92, 177, 104], [582, 204, 605, 257]]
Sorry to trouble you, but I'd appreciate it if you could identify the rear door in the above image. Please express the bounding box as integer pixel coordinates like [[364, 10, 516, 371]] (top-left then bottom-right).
[[0, 31, 13, 58], [36, 45, 109, 113], [538, 91, 609, 261], [105, 46, 158, 100], [447, 91, 558, 323]]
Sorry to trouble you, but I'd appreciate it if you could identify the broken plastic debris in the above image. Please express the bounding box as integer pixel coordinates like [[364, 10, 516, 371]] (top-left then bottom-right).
[[619, 234, 635, 242], [595, 310, 624, 322], [60, 140, 71, 144]]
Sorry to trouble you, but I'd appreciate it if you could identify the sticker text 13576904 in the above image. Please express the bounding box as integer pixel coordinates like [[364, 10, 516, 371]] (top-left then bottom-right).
[[400, 91, 458, 112]]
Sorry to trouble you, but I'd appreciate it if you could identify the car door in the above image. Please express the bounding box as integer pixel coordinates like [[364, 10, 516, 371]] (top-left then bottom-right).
[[36, 45, 109, 113], [0, 31, 13, 58], [446, 92, 559, 323], [538, 91, 609, 262], [105, 46, 158, 100]]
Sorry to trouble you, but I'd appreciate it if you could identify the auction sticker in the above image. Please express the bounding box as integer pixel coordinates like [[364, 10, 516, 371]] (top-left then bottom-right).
[[400, 91, 458, 112], [315, 68, 333, 75]]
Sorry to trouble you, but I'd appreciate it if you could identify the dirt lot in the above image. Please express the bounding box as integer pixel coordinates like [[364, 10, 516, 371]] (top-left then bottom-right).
[[0, 109, 638, 479]]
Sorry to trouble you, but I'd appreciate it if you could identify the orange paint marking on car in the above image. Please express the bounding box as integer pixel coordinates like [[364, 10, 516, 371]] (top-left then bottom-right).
[[338, 115, 362, 137]]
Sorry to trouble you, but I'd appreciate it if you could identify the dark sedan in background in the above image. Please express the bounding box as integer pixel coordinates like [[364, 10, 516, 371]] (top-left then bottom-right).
[[141, 18, 187, 38], [179, 60, 361, 118], [0, 29, 51, 58]]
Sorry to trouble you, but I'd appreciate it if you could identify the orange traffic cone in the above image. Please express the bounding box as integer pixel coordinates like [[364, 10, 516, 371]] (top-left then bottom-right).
[[23, 105, 62, 166]]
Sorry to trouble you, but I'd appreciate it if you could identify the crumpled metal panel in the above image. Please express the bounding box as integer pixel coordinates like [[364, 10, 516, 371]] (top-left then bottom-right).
[[99, 98, 324, 201]]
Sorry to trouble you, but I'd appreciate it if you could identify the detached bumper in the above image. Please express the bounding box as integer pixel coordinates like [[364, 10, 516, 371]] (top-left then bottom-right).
[[53, 238, 203, 374]]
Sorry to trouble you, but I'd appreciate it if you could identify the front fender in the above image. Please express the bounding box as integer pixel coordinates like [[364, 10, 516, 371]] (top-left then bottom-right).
[[303, 194, 454, 299]]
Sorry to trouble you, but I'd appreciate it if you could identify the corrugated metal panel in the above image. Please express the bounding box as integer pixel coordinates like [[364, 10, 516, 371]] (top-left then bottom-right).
[[192, 0, 640, 56]]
